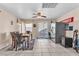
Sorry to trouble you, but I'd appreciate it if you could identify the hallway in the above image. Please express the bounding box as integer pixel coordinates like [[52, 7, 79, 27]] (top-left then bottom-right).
[[0, 39, 79, 56]]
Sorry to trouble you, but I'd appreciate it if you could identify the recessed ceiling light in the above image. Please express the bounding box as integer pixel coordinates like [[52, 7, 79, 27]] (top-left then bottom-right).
[[42, 3, 58, 8]]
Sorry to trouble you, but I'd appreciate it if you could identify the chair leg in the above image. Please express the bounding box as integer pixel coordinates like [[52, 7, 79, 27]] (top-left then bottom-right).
[[15, 42, 17, 51], [75, 48, 79, 53], [12, 41, 14, 48], [25, 41, 26, 49], [22, 42, 24, 50], [22, 41, 26, 50]]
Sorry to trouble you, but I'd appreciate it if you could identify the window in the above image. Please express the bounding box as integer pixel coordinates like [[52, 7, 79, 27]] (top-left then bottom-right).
[[69, 26, 73, 31], [25, 23, 32, 32], [65, 24, 69, 30]]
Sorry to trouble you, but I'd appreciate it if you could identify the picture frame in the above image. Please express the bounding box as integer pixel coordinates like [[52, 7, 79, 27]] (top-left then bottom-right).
[[33, 24, 36, 27], [17, 18, 19, 23]]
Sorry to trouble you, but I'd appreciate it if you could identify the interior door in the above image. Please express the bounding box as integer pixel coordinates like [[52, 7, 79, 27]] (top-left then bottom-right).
[[55, 22, 65, 43]]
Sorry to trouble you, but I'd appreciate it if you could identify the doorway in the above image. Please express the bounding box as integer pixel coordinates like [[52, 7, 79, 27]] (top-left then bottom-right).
[[18, 23, 33, 33], [37, 21, 48, 39]]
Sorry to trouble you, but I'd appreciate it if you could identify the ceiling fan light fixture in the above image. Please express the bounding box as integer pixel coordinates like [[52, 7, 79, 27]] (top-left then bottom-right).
[[32, 9, 47, 18]]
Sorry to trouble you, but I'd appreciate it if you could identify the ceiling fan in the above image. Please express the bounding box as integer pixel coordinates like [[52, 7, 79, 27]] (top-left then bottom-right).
[[32, 10, 46, 18]]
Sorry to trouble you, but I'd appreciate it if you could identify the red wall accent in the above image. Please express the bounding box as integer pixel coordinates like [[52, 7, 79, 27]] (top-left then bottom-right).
[[60, 17, 74, 24]]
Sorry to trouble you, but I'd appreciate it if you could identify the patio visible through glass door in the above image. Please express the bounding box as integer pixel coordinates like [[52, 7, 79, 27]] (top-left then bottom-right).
[[37, 21, 48, 39]]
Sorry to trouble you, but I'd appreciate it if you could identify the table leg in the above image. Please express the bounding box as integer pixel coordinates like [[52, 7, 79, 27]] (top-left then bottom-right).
[[27, 37, 29, 49]]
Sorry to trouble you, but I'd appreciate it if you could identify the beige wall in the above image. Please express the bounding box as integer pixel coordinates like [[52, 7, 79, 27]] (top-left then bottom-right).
[[56, 8, 79, 37], [0, 9, 19, 49]]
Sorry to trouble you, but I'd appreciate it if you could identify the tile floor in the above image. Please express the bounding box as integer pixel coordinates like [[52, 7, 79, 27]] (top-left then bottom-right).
[[0, 39, 79, 56]]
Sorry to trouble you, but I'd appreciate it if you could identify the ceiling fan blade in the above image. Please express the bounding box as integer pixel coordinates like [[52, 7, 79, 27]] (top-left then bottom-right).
[[41, 16, 46, 18], [32, 16, 37, 18]]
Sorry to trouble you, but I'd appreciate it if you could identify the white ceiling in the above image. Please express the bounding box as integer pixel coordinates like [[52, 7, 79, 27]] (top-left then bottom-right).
[[0, 3, 79, 19]]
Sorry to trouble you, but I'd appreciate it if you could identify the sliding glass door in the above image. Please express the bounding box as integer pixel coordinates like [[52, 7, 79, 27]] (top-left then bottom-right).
[[37, 21, 48, 39]]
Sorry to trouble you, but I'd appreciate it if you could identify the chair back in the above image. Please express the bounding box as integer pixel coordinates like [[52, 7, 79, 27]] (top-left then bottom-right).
[[10, 32, 16, 41]]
